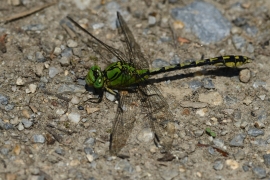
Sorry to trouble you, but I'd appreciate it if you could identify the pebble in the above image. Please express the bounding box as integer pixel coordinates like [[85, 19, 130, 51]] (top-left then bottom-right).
[[74, 0, 91, 10], [29, 84, 37, 93], [70, 96, 80, 104], [203, 78, 215, 89], [233, 150, 245, 160], [232, 35, 246, 51], [21, 24, 46, 31], [68, 112, 81, 123], [92, 23, 104, 30], [105, 91, 117, 102], [17, 122, 24, 131], [248, 128, 264, 137], [0, 148, 10, 156], [54, 148, 65, 156], [252, 166, 266, 179], [171, 1, 230, 44], [213, 159, 224, 170], [198, 91, 223, 106], [253, 81, 266, 89], [239, 69, 251, 83], [148, 15, 156, 26], [54, 47, 62, 55], [0, 94, 9, 105], [115, 159, 133, 173], [21, 119, 33, 128], [137, 128, 154, 143], [84, 137, 95, 146], [229, 133, 246, 147], [32, 134, 46, 143], [194, 129, 204, 137], [61, 47, 73, 58], [35, 51, 45, 62], [72, 47, 82, 57], [188, 80, 203, 90], [16, 77, 25, 85], [58, 56, 70, 66], [213, 139, 224, 148], [195, 108, 208, 116], [247, 43, 254, 53], [66, 39, 78, 48], [263, 154, 270, 167], [225, 159, 239, 170], [159, 168, 179, 180], [48, 67, 61, 78]]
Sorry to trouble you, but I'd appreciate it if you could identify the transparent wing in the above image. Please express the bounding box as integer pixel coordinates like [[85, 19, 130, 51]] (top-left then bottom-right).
[[117, 12, 149, 69], [67, 16, 128, 63], [109, 90, 139, 155], [140, 84, 175, 152]]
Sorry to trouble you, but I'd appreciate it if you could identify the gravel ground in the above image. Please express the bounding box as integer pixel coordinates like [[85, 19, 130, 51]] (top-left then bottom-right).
[[0, 0, 269, 179]]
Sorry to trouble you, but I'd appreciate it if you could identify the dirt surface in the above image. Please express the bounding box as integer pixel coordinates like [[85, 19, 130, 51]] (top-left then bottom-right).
[[0, 0, 269, 179]]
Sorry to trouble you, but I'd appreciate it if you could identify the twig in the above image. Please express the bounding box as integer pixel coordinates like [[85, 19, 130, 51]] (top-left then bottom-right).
[[2, 2, 56, 24]]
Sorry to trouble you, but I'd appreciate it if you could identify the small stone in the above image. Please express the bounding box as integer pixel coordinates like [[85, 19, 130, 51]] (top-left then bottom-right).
[[115, 159, 133, 173], [252, 166, 266, 179], [247, 43, 254, 53], [92, 23, 104, 30], [22, 109, 30, 118], [35, 63, 44, 76], [194, 129, 204, 137], [58, 56, 70, 66], [72, 47, 82, 57], [12, 144, 21, 155], [16, 77, 25, 85], [67, 39, 78, 48], [159, 168, 179, 180], [70, 96, 80, 104], [32, 134, 46, 143], [84, 138, 95, 146], [152, 59, 170, 68], [53, 47, 61, 55], [148, 15, 156, 26], [239, 69, 251, 83], [48, 67, 60, 78], [137, 128, 154, 143], [225, 159, 239, 170], [86, 154, 94, 162], [196, 108, 208, 116], [29, 84, 37, 93], [233, 150, 245, 160], [21, 119, 33, 128], [229, 133, 246, 147], [248, 128, 264, 137], [35, 51, 45, 62], [263, 154, 270, 168], [105, 91, 117, 102], [86, 107, 99, 114], [17, 122, 24, 131], [213, 159, 223, 170], [213, 139, 224, 148], [68, 112, 81, 123], [0, 94, 9, 105], [55, 148, 65, 156]]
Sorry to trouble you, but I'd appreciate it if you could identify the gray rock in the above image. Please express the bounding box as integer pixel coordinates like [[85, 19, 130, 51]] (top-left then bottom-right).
[[194, 129, 204, 137], [232, 35, 246, 51], [21, 119, 33, 128], [159, 168, 179, 180], [148, 15, 156, 26], [92, 23, 104, 30], [203, 78, 215, 89], [105, 91, 117, 102], [233, 150, 245, 160], [171, 2, 231, 44], [48, 67, 60, 78], [229, 133, 246, 147], [0, 94, 9, 105], [252, 166, 266, 179], [213, 139, 224, 148], [35, 51, 45, 62], [17, 122, 24, 131], [66, 39, 78, 48], [213, 159, 223, 170], [253, 81, 266, 89], [137, 128, 154, 143], [57, 84, 85, 94], [84, 137, 96, 146], [0, 119, 14, 130], [115, 159, 133, 173], [32, 134, 46, 143], [263, 154, 270, 168], [189, 80, 203, 91], [55, 148, 65, 156], [248, 128, 264, 137], [21, 24, 46, 31], [61, 47, 73, 58], [0, 148, 10, 155], [58, 56, 70, 66]]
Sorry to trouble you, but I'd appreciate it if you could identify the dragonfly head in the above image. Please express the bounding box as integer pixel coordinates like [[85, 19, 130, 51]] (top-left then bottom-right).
[[85, 66, 104, 89]]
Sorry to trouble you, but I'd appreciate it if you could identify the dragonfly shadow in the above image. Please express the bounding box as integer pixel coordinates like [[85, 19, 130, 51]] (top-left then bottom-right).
[[147, 67, 243, 84]]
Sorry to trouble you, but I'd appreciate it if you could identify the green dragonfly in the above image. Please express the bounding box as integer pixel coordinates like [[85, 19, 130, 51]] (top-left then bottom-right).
[[67, 12, 252, 157]]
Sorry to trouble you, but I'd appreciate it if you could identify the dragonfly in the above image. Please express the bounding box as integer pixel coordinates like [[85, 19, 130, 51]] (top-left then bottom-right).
[[67, 12, 252, 157]]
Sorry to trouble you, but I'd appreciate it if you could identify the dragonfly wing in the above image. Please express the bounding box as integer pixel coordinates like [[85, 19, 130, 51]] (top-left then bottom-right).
[[117, 12, 149, 69], [140, 84, 175, 152], [110, 90, 139, 155]]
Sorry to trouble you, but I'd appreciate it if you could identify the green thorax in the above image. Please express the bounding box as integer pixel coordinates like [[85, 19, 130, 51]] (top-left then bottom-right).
[[85, 61, 148, 89]]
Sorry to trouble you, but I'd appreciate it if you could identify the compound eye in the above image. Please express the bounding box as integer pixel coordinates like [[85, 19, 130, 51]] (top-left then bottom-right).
[[85, 66, 104, 89]]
